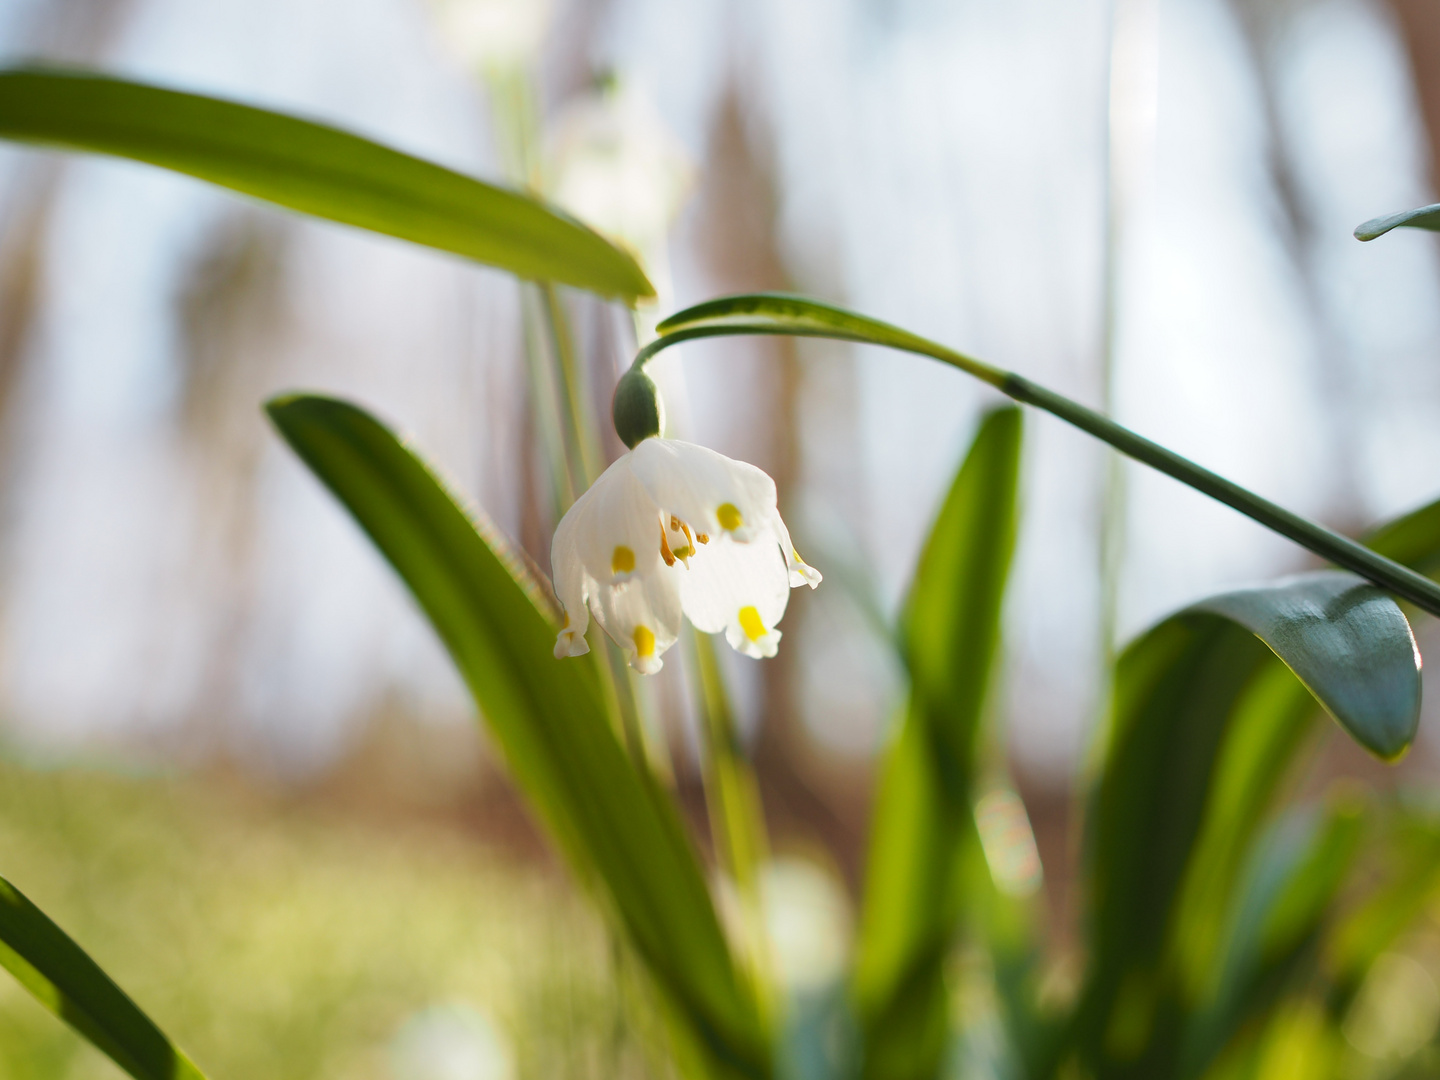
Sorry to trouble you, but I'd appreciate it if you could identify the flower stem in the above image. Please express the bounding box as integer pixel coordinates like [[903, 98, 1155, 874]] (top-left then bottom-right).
[[635, 296, 1440, 620], [688, 629, 775, 1017]]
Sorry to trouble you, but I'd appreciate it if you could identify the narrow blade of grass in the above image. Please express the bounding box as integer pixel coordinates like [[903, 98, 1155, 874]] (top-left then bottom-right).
[[0, 873, 207, 1080]]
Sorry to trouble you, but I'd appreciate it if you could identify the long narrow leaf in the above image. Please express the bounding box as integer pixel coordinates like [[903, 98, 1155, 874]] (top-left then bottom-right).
[[638, 294, 1440, 620], [852, 406, 1023, 1080], [266, 394, 766, 1079], [0, 69, 653, 302], [0, 873, 207, 1080]]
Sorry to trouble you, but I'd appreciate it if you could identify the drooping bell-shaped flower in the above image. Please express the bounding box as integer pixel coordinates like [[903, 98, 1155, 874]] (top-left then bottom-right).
[[551, 434, 821, 674]]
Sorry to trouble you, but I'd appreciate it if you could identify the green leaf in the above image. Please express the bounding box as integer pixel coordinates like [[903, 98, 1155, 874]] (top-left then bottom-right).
[[1324, 801, 1440, 1014], [1178, 796, 1366, 1079], [265, 394, 766, 1079], [1074, 573, 1419, 1077], [0, 68, 653, 302], [1354, 203, 1440, 241], [1195, 572, 1420, 760], [1168, 498, 1440, 1023], [0, 872, 207, 1080], [852, 406, 1023, 1080], [642, 294, 1440, 620]]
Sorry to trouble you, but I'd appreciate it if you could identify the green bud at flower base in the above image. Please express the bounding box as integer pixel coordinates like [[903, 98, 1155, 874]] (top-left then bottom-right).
[[612, 367, 665, 448]]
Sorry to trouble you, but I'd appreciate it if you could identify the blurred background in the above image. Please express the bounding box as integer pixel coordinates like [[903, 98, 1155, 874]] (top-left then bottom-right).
[[2, 0, 1440, 1076]]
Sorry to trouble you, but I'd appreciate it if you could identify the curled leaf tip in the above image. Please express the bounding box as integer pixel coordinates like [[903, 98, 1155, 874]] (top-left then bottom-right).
[[1354, 202, 1440, 242]]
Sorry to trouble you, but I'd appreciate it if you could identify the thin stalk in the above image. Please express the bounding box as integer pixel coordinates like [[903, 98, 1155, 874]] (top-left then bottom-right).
[[519, 287, 575, 517], [689, 629, 774, 1013], [542, 281, 604, 486], [482, 61, 655, 767], [634, 308, 1440, 620]]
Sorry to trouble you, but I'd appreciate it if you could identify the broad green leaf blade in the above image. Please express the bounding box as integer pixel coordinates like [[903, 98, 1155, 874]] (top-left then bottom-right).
[[643, 294, 1440, 620], [0, 873, 207, 1080], [1075, 575, 1420, 1077], [1196, 573, 1420, 760], [0, 69, 653, 302], [1354, 203, 1440, 241], [266, 395, 766, 1079], [852, 407, 1022, 1080]]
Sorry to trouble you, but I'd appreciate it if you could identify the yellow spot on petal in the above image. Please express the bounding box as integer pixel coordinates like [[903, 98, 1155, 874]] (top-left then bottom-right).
[[633, 625, 656, 657], [612, 545, 635, 575], [717, 503, 743, 531], [738, 606, 767, 642]]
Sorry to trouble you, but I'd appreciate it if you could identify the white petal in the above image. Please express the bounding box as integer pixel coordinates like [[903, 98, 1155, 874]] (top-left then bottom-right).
[[681, 534, 790, 660], [571, 452, 667, 586], [550, 489, 592, 658], [592, 563, 684, 673], [766, 511, 823, 589], [628, 438, 777, 543]]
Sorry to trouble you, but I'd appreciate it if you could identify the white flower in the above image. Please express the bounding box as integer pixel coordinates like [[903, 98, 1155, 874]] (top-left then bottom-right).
[[551, 438, 821, 674], [429, 0, 553, 73]]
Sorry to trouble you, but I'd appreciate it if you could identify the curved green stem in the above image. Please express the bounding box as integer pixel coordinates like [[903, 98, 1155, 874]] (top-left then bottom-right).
[[634, 293, 1440, 620]]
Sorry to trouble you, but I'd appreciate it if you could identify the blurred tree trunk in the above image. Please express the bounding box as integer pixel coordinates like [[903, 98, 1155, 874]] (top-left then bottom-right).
[[1388, 0, 1440, 192]]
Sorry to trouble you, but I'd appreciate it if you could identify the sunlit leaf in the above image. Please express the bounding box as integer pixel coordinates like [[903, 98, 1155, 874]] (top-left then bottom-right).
[[266, 394, 766, 1079], [1324, 802, 1440, 1015], [852, 407, 1023, 1080], [0, 69, 653, 302], [1179, 796, 1366, 1079], [0, 873, 208, 1080], [1354, 203, 1440, 241]]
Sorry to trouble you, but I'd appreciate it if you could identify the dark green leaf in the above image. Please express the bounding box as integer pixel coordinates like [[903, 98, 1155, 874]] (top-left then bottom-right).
[[0, 69, 653, 302], [852, 407, 1023, 1080], [0, 872, 207, 1080], [1354, 203, 1440, 241], [1195, 572, 1420, 760], [1168, 498, 1440, 1028], [1074, 574, 1419, 1077], [266, 394, 766, 1079]]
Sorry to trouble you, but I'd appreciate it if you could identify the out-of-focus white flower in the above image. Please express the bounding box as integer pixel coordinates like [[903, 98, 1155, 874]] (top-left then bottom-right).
[[551, 438, 820, 674], [389, 1002, 515, 1080], [547, 81, 694, 278], [761, 857, 851, 993], [430, 0, 553, 73]]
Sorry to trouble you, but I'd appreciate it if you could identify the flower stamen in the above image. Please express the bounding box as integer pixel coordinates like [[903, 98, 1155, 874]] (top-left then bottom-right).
[[659, 522, 676, 567], [697, 533, 709, 545]]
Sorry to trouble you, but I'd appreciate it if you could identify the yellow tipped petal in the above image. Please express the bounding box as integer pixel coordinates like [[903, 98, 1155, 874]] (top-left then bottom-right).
[[738, 605, 767, 642], [612, 545, 636, 575]]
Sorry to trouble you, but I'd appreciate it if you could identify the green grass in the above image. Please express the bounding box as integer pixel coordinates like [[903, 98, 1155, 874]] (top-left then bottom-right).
[[0, 747, 665, 1080]]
